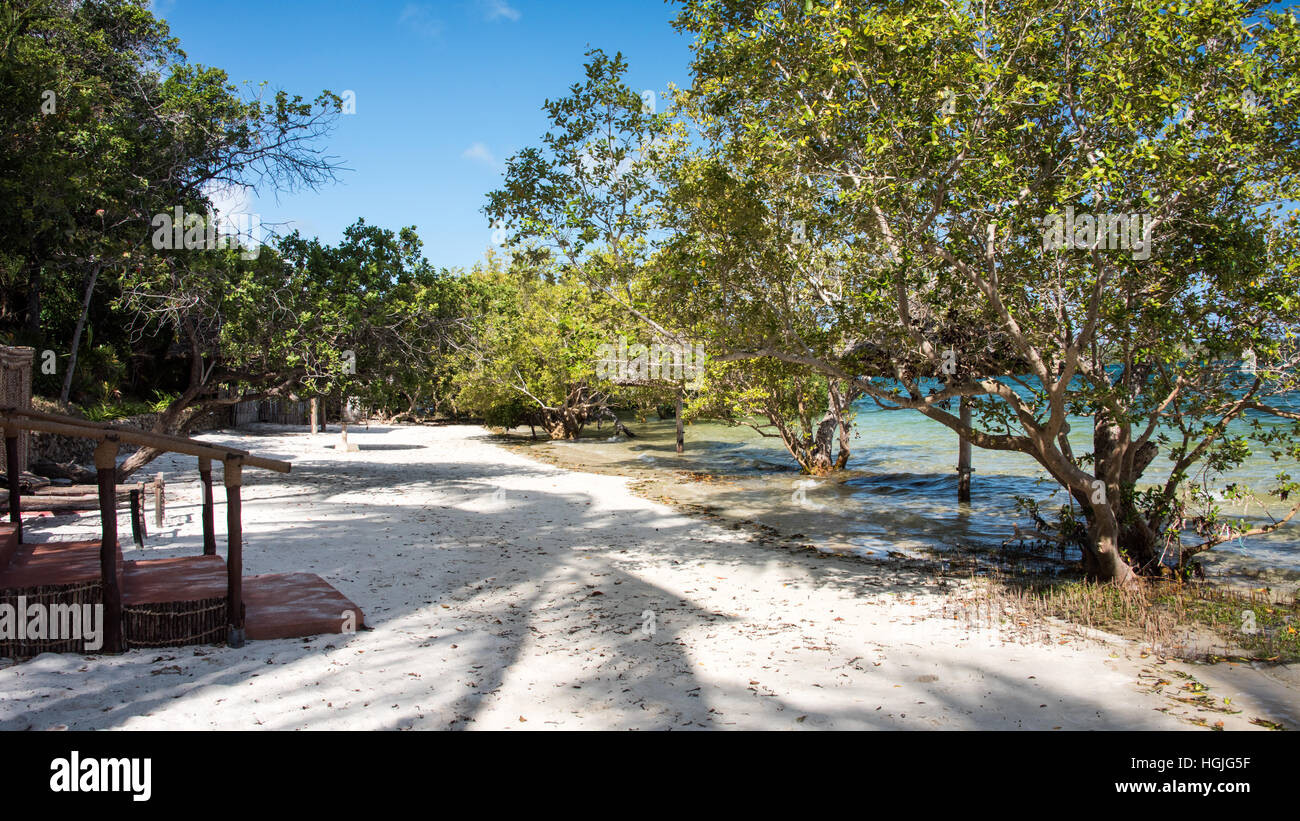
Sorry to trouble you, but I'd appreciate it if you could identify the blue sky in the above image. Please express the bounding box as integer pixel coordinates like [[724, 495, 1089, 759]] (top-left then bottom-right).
[[149, 0, 693, 269]]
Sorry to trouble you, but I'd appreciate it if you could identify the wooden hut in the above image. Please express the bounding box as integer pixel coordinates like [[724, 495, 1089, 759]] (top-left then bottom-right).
[[0, 407, 364, 657]]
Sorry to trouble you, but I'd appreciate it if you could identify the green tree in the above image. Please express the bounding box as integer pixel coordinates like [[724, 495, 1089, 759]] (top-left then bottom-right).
[[454, 254, 626, 439], [480, 48, 690, 437], [1, 0, 345, 423], [671, 0, 1300, 584], [690, 358, 858, 473]]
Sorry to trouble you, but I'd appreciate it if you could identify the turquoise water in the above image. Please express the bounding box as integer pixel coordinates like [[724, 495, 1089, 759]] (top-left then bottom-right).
[[543, 390, 1300, 591]]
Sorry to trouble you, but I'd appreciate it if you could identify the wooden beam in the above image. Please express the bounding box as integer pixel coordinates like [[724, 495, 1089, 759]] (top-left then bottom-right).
[[7, 406, 253, 453], [0, 486, 167, 505], [0, 407, 291, 473], [0, 495, 109, 512], [18, 485, 124, 497], [94, 440, 122, 653]]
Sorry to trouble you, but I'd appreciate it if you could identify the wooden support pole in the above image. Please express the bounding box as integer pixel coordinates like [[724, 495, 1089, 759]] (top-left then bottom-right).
[[675, 388, 685, 455], [138, 480, 147, 539], [129, 486, 143, 547], [224, 457, 245, 647], [199, 457, 216, 556], [957, 395, 973, 505], [336, 418, 358, 452], [153, 472, 164, 529], [5, 428, 20, 541], [94, 439, 122, 653]]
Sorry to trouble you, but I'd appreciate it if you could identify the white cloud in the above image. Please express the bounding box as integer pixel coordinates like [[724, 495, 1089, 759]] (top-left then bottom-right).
[[479, 0, 521, 22], [462, 142, 500, 169], [205, 183, 255, 217], [400, 3, 444, 38]]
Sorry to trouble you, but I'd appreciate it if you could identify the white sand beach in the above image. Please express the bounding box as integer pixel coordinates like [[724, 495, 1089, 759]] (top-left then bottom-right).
[[0, 423, 1294, 730]]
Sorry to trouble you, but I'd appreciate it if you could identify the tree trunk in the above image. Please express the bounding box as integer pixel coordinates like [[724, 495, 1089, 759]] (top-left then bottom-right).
[[762, 381, 858, 475], [675, 388, 684, 454], [543, 407, 584, 440], [115, 382, 205, 481], [23, 265, 41, 339], [957, 395, 972, 504], [1085, 501, 1139, 586], [809, 415, 840, 473], [59, 261, 102, 405], [808, 381, 855, 473], [1092, 411, 1164, 573]]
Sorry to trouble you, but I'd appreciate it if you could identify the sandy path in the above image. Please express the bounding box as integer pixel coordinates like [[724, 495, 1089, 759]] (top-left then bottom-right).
[[0, 423, 1292, 730]]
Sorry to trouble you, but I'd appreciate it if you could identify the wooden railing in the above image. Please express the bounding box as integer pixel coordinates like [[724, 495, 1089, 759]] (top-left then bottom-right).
[[0, 406, 291, 650]]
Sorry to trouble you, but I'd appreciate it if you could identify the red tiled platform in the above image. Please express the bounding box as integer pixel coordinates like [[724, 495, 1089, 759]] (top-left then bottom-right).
[[0, 539, 122, 589], [0, 522, 18, 568], [244, 572, 365, 640], [121, 555, 227, 605], [1, 531, 364, 650]]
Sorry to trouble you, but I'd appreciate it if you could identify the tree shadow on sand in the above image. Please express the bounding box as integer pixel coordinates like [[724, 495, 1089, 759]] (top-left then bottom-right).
[[0, 426, 1263, 731]]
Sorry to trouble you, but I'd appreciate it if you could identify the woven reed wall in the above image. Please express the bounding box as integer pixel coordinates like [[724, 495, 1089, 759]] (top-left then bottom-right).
[[122, 597, 226, 649], [0, 580, 102, 658]]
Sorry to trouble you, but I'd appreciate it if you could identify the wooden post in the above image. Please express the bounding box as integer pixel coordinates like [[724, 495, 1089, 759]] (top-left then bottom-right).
[[675, 387, 685, 455], [199, 457, 216, 556], [129, 486, 143, 547], [957, 395, 972, 504], [224, 457, 245, 647], [5, 428, 20, 541], [336, 419, 358, 452], [94, 439, 122, 653], [153, 472, 164, 529], [138, 480, 147, 539]]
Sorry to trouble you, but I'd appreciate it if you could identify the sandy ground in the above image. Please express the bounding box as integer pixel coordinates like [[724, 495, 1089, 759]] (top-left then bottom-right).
[[0, 423, 1294, 731]]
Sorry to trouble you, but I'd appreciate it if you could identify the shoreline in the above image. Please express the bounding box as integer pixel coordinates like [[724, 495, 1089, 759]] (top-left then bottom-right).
[[494, 422, 1300, 599], [0, 423, 1294, 730]]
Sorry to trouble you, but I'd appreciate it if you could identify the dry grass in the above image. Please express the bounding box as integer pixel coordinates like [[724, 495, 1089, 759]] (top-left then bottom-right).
[[958, 571, 1300, 662]]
